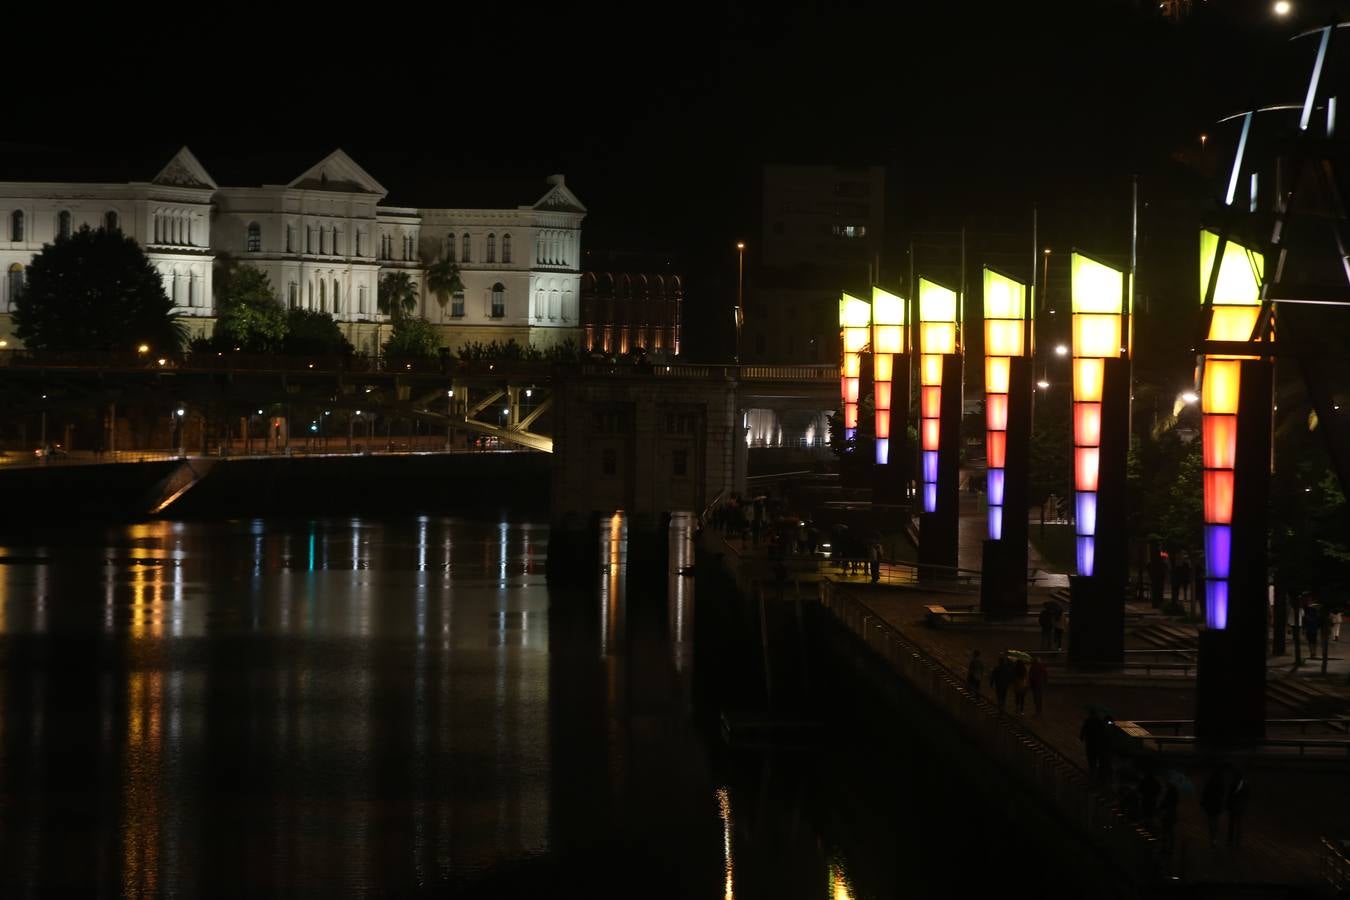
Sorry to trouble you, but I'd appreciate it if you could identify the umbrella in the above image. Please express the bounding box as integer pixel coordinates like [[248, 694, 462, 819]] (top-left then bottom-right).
[[1161, 769, 1195, 794], [1005, 650, 1034, 662]]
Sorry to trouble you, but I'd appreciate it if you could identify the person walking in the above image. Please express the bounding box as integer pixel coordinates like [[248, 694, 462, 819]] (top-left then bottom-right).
[[1054, 610, 1068, 651], [869, 541, 881, 583], [1012, 658, 1030, 715], [1332, 608, 1343, 642], [1227, 769, 1250, 848], [990, 655, 1012, 711], [966, 650, 985, 695], [1176, 553, 1193, 611], [1149, 549, 1168, 608], [1306, 605, 1321, 659], [1038, 606, 1054, 650], [1079, 710, 1106, 779], [1200, 766, 1227, 847], [1029, 657, 1048, 715]]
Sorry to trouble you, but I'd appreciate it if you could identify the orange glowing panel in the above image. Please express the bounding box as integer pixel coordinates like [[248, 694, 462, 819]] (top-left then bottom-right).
[[874, 381, 892, 412], [922, 418, 940, 450], [921, 386, 942, 419], [987, 431, 1007, 468], [1074, 447, 1100, 492], [1202, 359, 1241, 415], [1207, 306, 1262, 343], [986, 395, 1008, 431], [1202, 415, 1238, 470], [845, 405, 859, 429], [1073, 314, 1122, 358], [876, 409, 891, 437], [1073, 358, 1104, 402], [921, 354, 944, 386], [985, 357, 1010, 394], [844, 378, 860, 403], [1073, 402, 1102, 448], [1204, 469, 1235, 524]]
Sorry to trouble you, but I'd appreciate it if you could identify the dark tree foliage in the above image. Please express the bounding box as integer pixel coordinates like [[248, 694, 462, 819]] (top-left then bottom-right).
[[13, 225, 183, 353], [382, 317, 441, 359], [282, 308, 353, 357]]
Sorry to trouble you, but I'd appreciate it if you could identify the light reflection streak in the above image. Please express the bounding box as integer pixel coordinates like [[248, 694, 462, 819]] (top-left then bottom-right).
[[599, 513, 626, 658], [827, 855, 856, 900], [122, 670, 163, 898], [668, 513, 695, 673], [717, 786, 734, 900]]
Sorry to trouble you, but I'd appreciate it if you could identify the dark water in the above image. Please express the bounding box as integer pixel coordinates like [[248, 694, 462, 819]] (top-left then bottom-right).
[[0, 514, 1063, 898]]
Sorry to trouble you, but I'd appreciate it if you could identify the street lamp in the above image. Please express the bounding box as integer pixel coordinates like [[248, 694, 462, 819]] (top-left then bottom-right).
[[734, 241, 746, 363], [1273, 1, 1291, 15], [175, 406, 185, 456], [1054, 344, 1069, 356]]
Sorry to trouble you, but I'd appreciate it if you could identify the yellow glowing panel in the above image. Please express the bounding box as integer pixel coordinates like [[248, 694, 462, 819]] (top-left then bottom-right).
[[874, 381, 892, 411], [921, 354, 944, 386], [844, 377, 860, 403], [1202, 359, 1241, 415], [922, 418, 940, 450], [843, 327, 868, 354], [875, 409, 891, 438], [985, 357, 1010, 394], [874, 353, 894, 383], [1207, 306, 1261, 343], [1073, 314, 1121, 358], [985, 319, 1025, 357], [918, 278, 958, 323], [983, 269, 1025, 320], [872, 287, 906, 325], [1200, 230, 1263, 307], [843, 353, 861, 377], [1072, 253, 1123, 314], [1073, 358, 1104, 402], [986, 394, 1008, 431], [921, 322, 956, 355], [840, 293, 871, 328], [874, 324, 903, 355], [921, 385, 942, 419]]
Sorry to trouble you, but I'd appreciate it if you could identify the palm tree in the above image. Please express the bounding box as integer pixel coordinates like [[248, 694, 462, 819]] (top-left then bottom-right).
[[378, 271, 419, 322], [426, 257, 464, 323]]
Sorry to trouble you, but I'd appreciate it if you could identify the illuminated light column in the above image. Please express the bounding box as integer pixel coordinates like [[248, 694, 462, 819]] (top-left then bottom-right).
[[871, 287, 906, 465], [917, 277, 962, 575], [1068, 251, 1129, 665], [1194, 228, 1272, 744], [839, 292, 871, 443], [979, 268, 1033, 615]]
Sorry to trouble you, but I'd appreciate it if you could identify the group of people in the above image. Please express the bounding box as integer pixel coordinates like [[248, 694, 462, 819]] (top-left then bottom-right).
[[1036, 603, 1067, 651], [1288, 596, 1343, 657], [1145, 545, 1195, 611], [966, 650, 1049, 716]]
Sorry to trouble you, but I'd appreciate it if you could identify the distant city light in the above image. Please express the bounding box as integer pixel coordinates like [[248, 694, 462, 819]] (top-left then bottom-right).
[[157, 358, 167, 366], [176, 408, 185, 417], [525, 388, 532, 398], [1037, 379, 1051, 389], [1273, 1, 1291, 15], [138, 344, 149, 354], [1181, 391, 1199, 404], [447, 389, 454, 397], [256, 409, 263, 415], [1054, 344, 1069, 356]]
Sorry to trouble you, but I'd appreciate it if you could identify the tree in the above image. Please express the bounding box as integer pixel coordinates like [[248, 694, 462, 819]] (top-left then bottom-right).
[[382, 316, 441, 359], [425, 257, 464, 322], [283, 308, 353, 357], [378, 271, 419, 322], [214, 263, 287, 352], [13, 225, 184, 354]]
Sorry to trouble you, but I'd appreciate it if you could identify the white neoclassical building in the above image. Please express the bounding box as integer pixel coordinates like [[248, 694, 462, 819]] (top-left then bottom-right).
[[0, 147, 586, 355]]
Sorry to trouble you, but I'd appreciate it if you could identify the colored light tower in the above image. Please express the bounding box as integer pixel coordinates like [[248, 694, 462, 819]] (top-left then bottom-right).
[[1195, 228, 1273, 743], [1068, 252, 1130, 663], [839, 292, 871, 443], [872, 286, 908, 502], [980, 268, 1033, 614], [917, 277, 962, 575]]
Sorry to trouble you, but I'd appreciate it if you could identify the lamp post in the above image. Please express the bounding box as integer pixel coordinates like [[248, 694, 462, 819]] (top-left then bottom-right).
[[175, 406, 185, 457], [734, 241, 745, 363]]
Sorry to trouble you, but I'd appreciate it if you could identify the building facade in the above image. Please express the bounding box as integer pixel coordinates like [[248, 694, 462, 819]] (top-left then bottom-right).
[[0, 147, 586, 355], [580, 250, 683, 359]]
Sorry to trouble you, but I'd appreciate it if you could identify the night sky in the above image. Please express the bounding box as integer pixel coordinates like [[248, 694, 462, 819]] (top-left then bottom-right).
[[7, 0, 1346, 357]]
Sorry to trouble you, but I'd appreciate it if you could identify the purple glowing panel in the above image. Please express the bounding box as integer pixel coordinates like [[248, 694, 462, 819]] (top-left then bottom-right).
[[1076, 492, 1097, 537], [875, 437, 889, 466], [1076, 536, 1095, 577], [923, 451, 939, 485], [1206, 580, 1229, 630], [987, 469, 1005, 506], [1204, 524, 1232, 580], [988, 506, 1003, 541], [845, 427, 857, 442], [923, 483, 937, 513]]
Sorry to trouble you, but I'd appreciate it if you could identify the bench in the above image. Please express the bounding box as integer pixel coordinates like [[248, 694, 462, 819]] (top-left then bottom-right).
[[924, 604, 950, 625]]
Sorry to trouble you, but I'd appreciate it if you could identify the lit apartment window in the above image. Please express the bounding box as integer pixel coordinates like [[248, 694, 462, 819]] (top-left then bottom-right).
[[451, 291, 465, 318], [490, 283, 505, 318]]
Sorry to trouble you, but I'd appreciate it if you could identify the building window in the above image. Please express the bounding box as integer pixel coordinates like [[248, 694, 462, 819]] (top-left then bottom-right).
[[332, 280, 340, 313], [355, 231, 363, 256], [319, 280, 326, 312], [10, 210, 24, 242], [358, 285, 367, 315], [672, 449, 688, 477], [333, 229, 341, 255], [57, 210, 72, 239], [451, 291, 465, 317], [288, 282, 298, 308], [247, 222, 261, 252], [461, 233, 471, 263], [7, 263, 23, 307], [486, 233, 496, 264], [286, 225, 294, 253], [830, 224, 867, 238], [104, 211, 119, 233], [447, 234, 456, 262], [502, 233, 511, 264], [602, 448, 617, 477], [490, 283, 505, 318]]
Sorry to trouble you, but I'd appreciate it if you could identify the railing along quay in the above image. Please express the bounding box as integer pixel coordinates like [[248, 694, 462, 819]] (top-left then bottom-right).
[[818, 581, 1163, 884]]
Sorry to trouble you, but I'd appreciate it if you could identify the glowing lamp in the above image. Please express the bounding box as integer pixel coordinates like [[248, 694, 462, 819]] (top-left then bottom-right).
[[871, 287, 906, 464], [1076, 536, 1096, 577], [981, 269, 1029, 541], [1074, 448, 1100, 492], [986, 431, 1006, 468], [921, 386, 942, 419], [1072, 359, 1105, 401], [987, 469, 1005, 506], [1203, 470, 1234, 524], [986, 357, 1010, 394], [1205, 524, 1233, 580], [839, 292, 871, 441], [1202, 359, 1241, 415], [988, 508, 1003, 541], [1076, 492, 1098, 536], [986, 395, 1008, 431], [1202, 415, 1238, 469], [1073, 403, 1102, 448], [922, 418, 940, 450], [919, 277, 961, 518]]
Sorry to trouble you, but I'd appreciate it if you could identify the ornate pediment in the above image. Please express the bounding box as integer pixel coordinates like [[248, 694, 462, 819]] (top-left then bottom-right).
[[152, 147, 217, 190], [288, 149, 387, 196], [532, 177, 587, 214]]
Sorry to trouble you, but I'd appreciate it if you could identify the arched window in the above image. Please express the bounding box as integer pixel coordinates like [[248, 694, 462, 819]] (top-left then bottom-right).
[[247, 222, 261, 253], [332, 229, 341, 255], [451, 290, 465, 318], [502, 233, 511, 264], [461, 233, 471, 263], [10, 210, 23, 242], [104, 211, 119, 233], [486, 233, 496, 264], [57, 211, 72, 240], [7, 263, 23, 308], [491, 282, 505, 318], [320, 227, 328, 255], [447, 234, 456, 262], [358, 285, 368, 315], [288, 283, 298, 308]]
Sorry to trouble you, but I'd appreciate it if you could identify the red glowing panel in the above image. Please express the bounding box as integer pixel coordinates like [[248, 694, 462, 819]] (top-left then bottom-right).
[[874, 381, 892, 412], [1073, 402, 1102, 448], [1203, 415, 1238, 470], [986, 395, 1008, 431], [922, 418, 940, 450], [921, 385, 942, 419], [1204, 469, 1235, 524], [1074, 447, 1100, 492], [845, 404, 858, 429], [986, 431, 1007, 469], [876, 409, 891, 438]]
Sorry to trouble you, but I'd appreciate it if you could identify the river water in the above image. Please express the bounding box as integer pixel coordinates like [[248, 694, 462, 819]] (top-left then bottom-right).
[[0, 513, 1062, 898]]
